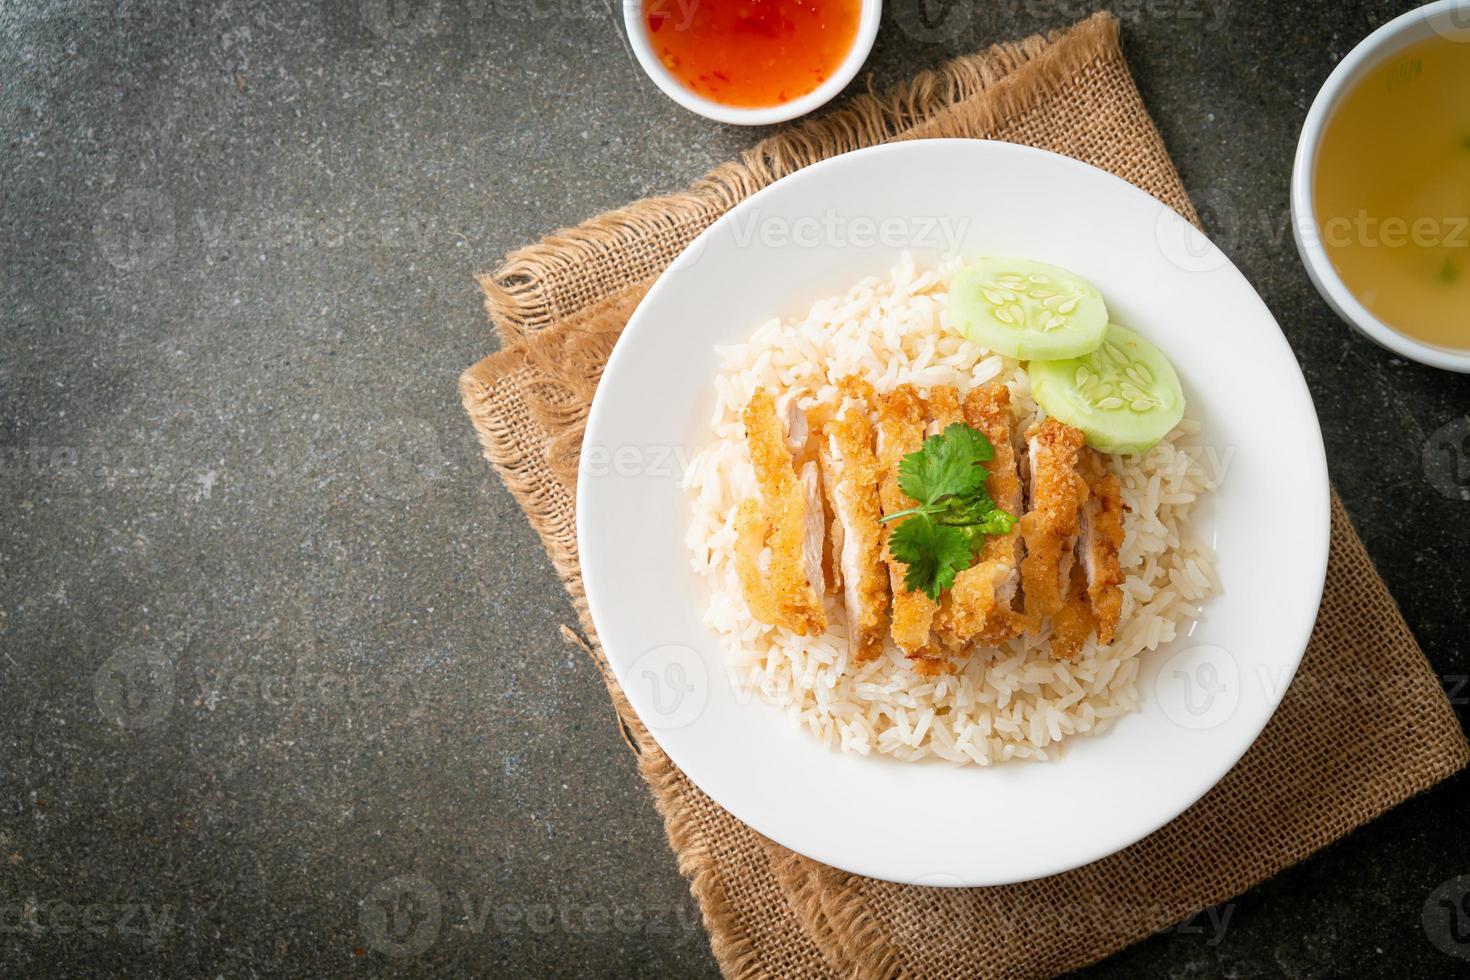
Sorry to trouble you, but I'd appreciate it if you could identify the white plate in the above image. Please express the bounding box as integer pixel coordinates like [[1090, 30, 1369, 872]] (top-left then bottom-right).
[[577, 140, 1330, 886]]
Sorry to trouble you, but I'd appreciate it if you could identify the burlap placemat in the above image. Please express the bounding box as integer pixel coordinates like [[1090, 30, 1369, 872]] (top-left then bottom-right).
[[460, 14, 1468, 977]]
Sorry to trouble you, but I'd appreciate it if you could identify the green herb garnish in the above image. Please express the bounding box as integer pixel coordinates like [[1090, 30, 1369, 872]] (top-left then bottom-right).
[[881, 422, 1018, 600]]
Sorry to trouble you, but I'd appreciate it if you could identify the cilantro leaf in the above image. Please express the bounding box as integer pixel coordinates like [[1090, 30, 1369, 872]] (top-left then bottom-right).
[[932, 488, 997, 525], [949, 508, 1018, 556], [969, 508, 1017, 537], [896, 423, 993, 506], [882, 421, 1018, 601], [889, 515, 972, 601]]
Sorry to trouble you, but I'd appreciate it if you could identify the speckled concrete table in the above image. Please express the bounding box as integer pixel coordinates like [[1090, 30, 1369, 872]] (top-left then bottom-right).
[[2, 1, 1468, 976]]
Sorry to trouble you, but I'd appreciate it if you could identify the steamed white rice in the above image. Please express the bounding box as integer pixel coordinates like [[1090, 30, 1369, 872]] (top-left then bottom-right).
[[682, 256, 1220, 765]]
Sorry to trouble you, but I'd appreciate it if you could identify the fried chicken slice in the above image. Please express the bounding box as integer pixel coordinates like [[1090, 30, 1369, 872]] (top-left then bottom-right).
[[924, 385, 964, 435], [1050, 561, 1096, 661], [798, 459, 828, 600], [876, 383, 939, 666], [733, 497, 780, 624], [929, 381, 1027, 650], [1019, 418, 1089, 632], [923, 386, 980, 654], [733, 389, 827, 636], [818, 386, 889, 663], [1078, 448, 1126, 646], [974, 385, 1028, 645]]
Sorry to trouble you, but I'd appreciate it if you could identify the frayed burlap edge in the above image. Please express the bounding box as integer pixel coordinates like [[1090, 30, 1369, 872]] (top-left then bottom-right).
[[478, 14, 1123, 345], [771, 850, 900, 978]]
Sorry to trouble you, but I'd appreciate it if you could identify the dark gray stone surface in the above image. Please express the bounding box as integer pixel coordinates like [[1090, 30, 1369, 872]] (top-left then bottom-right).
[[2, 0, 1467, 975]]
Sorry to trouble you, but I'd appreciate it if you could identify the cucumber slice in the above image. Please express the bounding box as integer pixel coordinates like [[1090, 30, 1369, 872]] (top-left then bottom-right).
[[949, 258, 1109, 360], [1028, 323, 1186, 454]]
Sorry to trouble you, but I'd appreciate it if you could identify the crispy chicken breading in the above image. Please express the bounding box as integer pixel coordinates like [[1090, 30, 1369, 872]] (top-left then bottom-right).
[[875, 383, 938, 665], [733, 389, 827, 636], [974, 385, 1027, 645], [1019, 418, 1089, 632], [1078, 448, 1126, 646], [1049, 562, 1097, 661], [924, 385, 964, 435], [733, 497, 780, 624], [931, 381, 1027, 650], [819, 388, 889, 663], [925, 386, 982, 654]]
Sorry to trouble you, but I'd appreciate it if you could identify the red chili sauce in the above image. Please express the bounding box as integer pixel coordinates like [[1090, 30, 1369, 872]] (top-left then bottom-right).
[[644, 0, 862, 109]]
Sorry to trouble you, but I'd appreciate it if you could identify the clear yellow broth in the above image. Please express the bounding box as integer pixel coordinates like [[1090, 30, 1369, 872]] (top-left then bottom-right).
[[1314, 33, 1470, 351]]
